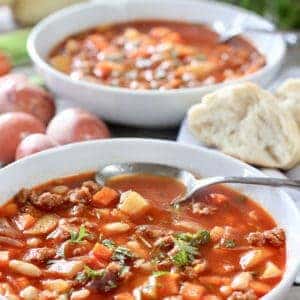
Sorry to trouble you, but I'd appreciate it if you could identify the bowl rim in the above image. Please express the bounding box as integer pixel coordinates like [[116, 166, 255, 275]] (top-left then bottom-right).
[[0, 138, 299, 299], [0, 138, 300, 300], [27, 0, 286, 96]]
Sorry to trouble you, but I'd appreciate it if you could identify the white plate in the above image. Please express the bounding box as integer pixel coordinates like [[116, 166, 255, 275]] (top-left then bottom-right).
[[0, 138, 299, 299], [27, 0, 285, 128]]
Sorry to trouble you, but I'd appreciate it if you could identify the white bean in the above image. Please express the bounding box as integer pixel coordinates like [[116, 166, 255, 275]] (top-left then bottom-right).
[[20, 286, 39, 300], [26, 237, 42, 247], [9, 260, 42, 277], [70, 289, 90, 300], [102, 222, 131, 234]]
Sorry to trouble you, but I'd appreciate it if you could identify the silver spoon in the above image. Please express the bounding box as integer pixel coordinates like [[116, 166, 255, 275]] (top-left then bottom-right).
[[214, 23, 300, 46], [96, 163, 300, 205]]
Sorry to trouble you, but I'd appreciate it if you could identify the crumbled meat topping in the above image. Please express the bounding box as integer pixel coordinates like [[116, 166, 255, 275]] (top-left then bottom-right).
[[31, 192, 66, 211], [23, 247, 56, 263], [247, 228, 285, 247]]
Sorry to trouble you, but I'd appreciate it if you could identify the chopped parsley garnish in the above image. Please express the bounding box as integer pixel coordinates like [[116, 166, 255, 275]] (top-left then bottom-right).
[[223, 239, 236, 248], [171, 230, 211, 267], [175, 230, 211, 246], [112, 246, 133, 264], [102, 239, 117, 250], [101, 238, 134, 265], [152, 271, 170, 277], [84, 265, 106, 279], [172, 249, 191, 267], [119, 265, 130, 277], [70, 225, 90, 244]]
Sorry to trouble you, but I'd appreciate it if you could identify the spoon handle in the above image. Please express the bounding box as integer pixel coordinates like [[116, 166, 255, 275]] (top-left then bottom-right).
[[179, 176, 300, 204], [216, 176, 300, 188]]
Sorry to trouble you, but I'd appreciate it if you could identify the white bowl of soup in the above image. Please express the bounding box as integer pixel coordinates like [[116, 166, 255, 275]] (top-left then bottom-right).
[[27, 0, 286, 128], [0, 138, 299, 299]]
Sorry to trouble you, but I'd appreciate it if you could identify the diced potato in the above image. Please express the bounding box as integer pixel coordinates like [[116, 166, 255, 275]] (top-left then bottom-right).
[[0, 250, 9, 267], [126, 240, 148, 259], [9, 260, 42, 277], [240, 249, 272, 270], [102, 222, 131, 235], [24, 214, 58, 235], [261, 261, 282, 279], [47, 260, 84, 279], [180, 282, 206, 300], [249, 281, 271, 296], [231, 272, 252, 290], [119, 191, 150, 217], [42, 279, 71, 293], [20, 286, 39, 300]]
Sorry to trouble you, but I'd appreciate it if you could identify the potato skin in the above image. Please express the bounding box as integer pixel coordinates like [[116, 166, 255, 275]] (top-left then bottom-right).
[[15, 133, 58, 160], [0, 52, 11, 76], [0, 112, 45, 164], [0, 74, 56, 125], [46, 108, 110, 145]]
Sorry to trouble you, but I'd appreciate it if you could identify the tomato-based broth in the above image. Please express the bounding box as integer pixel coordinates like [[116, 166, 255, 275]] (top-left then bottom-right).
[[49, 20, 266, 90], [0, 173, 285, 300]]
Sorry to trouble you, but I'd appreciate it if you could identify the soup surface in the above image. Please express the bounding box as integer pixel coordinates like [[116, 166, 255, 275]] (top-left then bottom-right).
[[49, 20, 266, 90], [0, 173, 285, 299]]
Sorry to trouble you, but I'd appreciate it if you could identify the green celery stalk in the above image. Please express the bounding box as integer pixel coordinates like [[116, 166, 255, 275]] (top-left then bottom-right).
[[0, 28, 31, 66]]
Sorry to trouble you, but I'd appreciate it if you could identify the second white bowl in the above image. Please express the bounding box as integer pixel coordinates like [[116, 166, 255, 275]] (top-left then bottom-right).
[[28, 0, 286, 127]]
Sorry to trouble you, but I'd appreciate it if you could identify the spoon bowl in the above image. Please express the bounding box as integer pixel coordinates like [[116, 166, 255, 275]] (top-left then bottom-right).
[[96, 163, 300, 205]]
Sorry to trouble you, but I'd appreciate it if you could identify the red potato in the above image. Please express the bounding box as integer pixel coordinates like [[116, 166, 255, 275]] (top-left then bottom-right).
[[0, 112, 45, 164], [46, 108, 110, 145], [0, 52, 11, 76], [0, 74, 56, 125], [15, 133, 58, 160]]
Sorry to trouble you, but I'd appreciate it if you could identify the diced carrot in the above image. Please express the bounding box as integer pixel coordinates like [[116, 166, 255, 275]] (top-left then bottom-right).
[[86, 34, 109, 50], [249, 281, 271, 296], [180, 282, 206, 300], [0, 251, 9, 267], [0, 52, 11, 76], [14, 277, 30, 290], [16, 214, 36, 230], [156, 273, 180, 296], [92, 242, 113, 262], [203, 296, 222, 300], [114, 292, 134, 300], [149, 27, 172, 39], [94, 61, 123, 79], [92, 187, 119, 207], [198, 276, 231, 286], [50, 55, 71, 73], [0, 202, 18, 217]]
